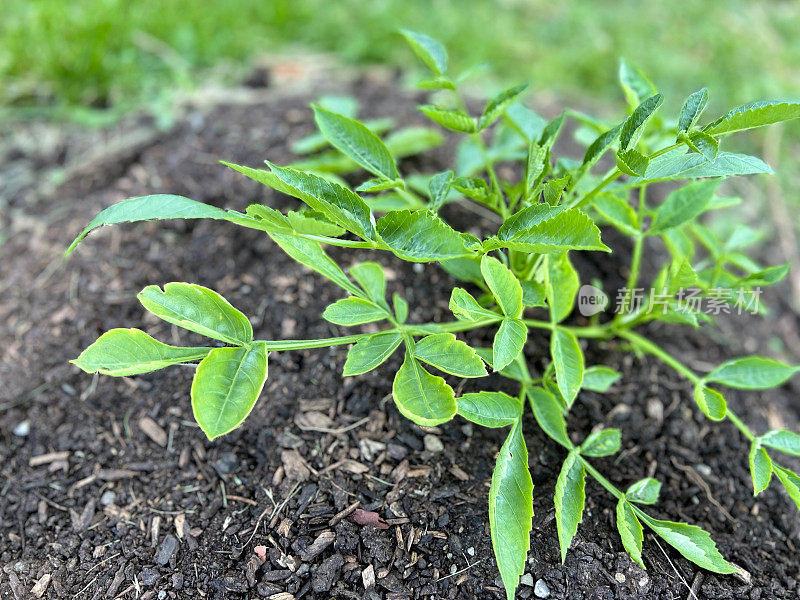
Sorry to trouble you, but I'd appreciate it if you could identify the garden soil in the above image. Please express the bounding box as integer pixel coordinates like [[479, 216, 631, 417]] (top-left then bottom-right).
[[1, 64, 799, 599]]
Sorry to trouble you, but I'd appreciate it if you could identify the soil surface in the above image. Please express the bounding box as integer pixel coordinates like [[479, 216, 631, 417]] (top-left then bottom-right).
[[1, 65, 800, 600]]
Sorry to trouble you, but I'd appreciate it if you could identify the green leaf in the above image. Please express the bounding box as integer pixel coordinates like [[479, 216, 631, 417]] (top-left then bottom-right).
[[449, 287, 498, 321], [706, 356, 800, 390], [592, 194, 638, 236], [399, 29, 447, 75], [582, 122, 623, 168], [619, 94, 664, 152], [685, 131, 719, 160], [66, 194, 258, 255], [286, 210, 345, 237], [71, 329, 211, 377], [773, 465, 800, 510], [525, 142, 548, 198], [692, 383, 727, 421], [376, 210, 473, 262], [582, 366, 622, 392], [479, 84, 529, 130], [313, 106, 400, 181], [551, 328, 584, 407], [451, 176, 490, 203], [489, 419, 533, 600], [677, 88, 709, 133], [520, 280, 546, 307], [616, 149, 650, 177], [428, 170, 454, 211], [637, 514, 736, 574], [492, 318, 527, 372], [650, 179, 721, 233], [355, 177, 403, 193], [547, 252, 579, 323], [457, 391, 522, 428], [393, 293, 409, 323], [632, 150, 772, 184], [350, 261, 386, 303], [616, 500, 645, 569], [270, 233, 362, 297], [704, 100, 800, 136], [323, 297, 387, 326], [554, 449, 586, 563], [414, 333, 487, 378], [580, 428, 621, 457], [497, 204, 565, 241], [419, 105, 476, 133], [626, 478, 662, 504], [138, 283, 252, 346], [191, 343, 268, 440], [481, 255, 523, 318], [760, 430, 800, 456], [392, 353, 457, 426], [619, 59, 658, 108], [475, 348, 529, 383], [492, 209, 609, 255], [543, 176, 570, 206], [223, 161, 297, 197], [342, 332, 402, 377], [528, 386, 571, 448], [749, 442, 773, 495]]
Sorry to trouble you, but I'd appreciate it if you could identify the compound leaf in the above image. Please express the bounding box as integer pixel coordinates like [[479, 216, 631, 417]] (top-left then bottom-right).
[[342, 332, 402, 377], [551, 328, 584, 407], [528, 386, 571, 448], [392, 353, 456, 426], [492, 318, 527, 372], [72, 328, 211, 377], [677, 88, 709, 133], [191, 343, 268, 440], [692, 383, 727, 421], [580, 428, 621, 457], [400, 29, 447, 75], [581, 366, 622, 392], [350, 261, 386, 303], [419, 105, 476, 133], [377, 210, 473, 262], [749, 442, 773, 495], [704, 100, 800, 136], [760, 430, 800, 457], [625, 478, 662, 504], [554, 449, 586, 563], [637, 514, 737, 574], [489, 419, 533, 600], [265, 162, 377, 240], [313, 106, 400, 180], [616, 499, 645, 568], [457, 391, 522, 428], [323, 297, 388, 326], [138, 283, 253, 346], [481, 255, 523, 318], [706, 357, 800, 390], [414, 333, 487, 378]]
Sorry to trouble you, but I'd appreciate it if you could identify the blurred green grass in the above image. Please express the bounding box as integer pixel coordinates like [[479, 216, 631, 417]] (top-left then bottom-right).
[[2, 0, 799, 120]]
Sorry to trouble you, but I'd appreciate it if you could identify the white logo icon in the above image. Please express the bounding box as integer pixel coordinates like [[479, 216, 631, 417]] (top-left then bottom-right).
[[577, 284, 608, 316]]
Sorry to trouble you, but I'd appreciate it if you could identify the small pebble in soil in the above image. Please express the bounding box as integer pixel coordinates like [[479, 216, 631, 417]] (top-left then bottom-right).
[[615, 572, 626, 583], [155, 535, 179, 565], [520, 573, 533, 586], [158, 591, 166, 600], [214, 452, 239, 474], [423, 434, 444, 453], [461, 423, 473, 437], [467, 547, 475, 556], [13, 421, 30, 437], [534, 579, 550, 598], [100, 491, 116, 506], [140, 567, 158, 586]]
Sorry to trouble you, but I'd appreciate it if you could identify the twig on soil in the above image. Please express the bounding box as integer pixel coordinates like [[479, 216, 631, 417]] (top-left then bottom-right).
[[652, 538, 698, 600], [670, 457, 735, 522], [294, 415, 370, 435], [435, 558, 485, 582], [238, 482, 300, 550]]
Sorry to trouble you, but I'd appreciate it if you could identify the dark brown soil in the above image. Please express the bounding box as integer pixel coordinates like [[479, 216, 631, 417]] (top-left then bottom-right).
[[1, 69, 799, 600]]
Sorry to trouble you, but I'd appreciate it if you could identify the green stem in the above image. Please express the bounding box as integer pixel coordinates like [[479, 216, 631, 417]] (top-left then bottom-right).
[[580, 457, 625, 500], [616, 329, 757, 442], [258, 334, 368, 351]]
